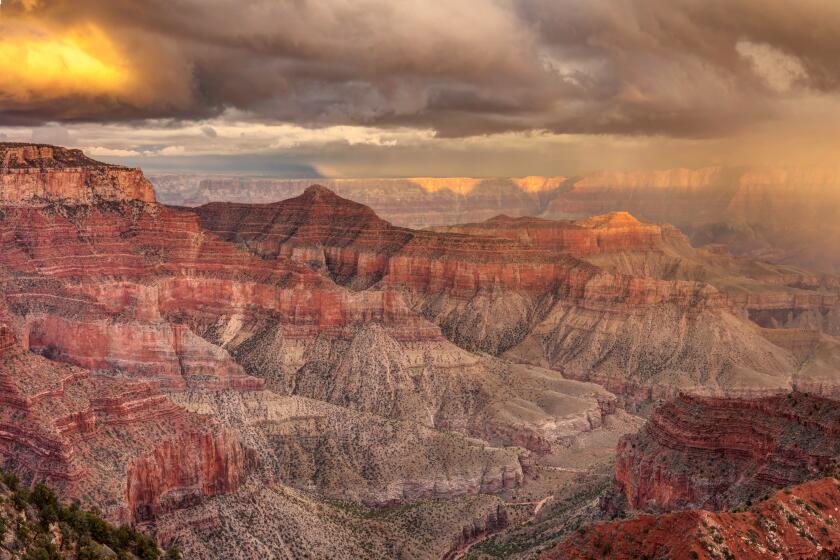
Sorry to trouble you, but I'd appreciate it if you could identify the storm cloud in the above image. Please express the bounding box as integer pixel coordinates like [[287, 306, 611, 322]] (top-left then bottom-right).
[[3, 0, 840, 139]]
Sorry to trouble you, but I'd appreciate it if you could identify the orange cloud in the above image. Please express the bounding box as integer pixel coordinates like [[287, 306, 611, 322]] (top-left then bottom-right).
[[0, 20, 133, 104]]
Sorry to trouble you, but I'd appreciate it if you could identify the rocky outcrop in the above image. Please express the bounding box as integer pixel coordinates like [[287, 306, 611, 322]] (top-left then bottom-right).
[[0, 324, 17, 356], [0, 330, 251, 525], [614, 392, 840, 513], [127, 429, 250, 522], [545, 477, 840, 560], [441, 504, 508, 560], [0, 143, 156, 206]]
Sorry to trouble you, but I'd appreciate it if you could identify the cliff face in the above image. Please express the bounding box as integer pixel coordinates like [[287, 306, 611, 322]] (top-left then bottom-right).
[[614, 392, 840, 513], [0, 144, 156, 206], [126, 429, 250, 522], [545, 477, 840, 560], [0, 326, 250, 525]]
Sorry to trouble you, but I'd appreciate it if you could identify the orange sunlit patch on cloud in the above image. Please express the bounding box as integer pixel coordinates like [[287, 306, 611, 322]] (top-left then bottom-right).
[[0, 21, 132, 103]]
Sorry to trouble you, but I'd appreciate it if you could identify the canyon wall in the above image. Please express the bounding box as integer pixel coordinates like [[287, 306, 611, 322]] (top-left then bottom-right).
[[1, 144, 156, 206], [614, 392, 840, 512]]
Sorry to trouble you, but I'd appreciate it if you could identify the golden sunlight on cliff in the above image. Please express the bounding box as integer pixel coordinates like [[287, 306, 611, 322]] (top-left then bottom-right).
[[410, 177, 482, 195], [513, 176, 567, 193], [0, 22, 131, 102]]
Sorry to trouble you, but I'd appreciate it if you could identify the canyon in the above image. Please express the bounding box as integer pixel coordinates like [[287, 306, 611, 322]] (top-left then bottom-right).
[[2, 143, 840, 559], [0, 143, 634, 558]]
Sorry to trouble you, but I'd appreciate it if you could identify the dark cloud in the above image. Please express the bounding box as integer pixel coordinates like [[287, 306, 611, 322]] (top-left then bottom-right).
[[2, 0, 840, 138]]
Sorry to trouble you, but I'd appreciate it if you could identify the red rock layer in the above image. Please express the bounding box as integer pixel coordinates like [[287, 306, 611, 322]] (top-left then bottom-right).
[[0, 144, 156, 206], [0, 324, 17, 356], [0, 332, 250, 524], [0, 199, 440, 387], [438, 212, 840, 335], [126, 429, 250, 522], [544, 477, 840, 560], [433, 212, 674, 258], [197, 186, 728, 308], [615, 392, 840, 512]]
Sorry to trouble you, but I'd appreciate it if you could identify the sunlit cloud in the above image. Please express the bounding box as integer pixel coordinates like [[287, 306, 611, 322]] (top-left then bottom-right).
[[0, 20, 133, 104]]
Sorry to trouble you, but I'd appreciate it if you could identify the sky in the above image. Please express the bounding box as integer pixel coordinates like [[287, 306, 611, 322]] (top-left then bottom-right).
[[1, 0, 840, 176]]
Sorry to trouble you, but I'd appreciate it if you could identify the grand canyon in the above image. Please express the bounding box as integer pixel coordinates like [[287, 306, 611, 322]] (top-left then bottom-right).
[[4, 1, 840, 558], [0, 142, 837, 559]]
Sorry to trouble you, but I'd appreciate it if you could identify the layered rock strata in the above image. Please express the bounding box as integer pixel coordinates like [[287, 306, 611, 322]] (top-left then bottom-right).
[[614, 392, 840, 512], [0, 143, 156, 206], [197, 187, 800, 408], [0, 325, 250, 524]]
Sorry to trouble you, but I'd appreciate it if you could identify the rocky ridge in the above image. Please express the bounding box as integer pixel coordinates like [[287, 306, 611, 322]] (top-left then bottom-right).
[[544, 477, 840, 560], [615, 392, 840, 513], [196, 186, 806, 410], [1, 144, 156, 206]]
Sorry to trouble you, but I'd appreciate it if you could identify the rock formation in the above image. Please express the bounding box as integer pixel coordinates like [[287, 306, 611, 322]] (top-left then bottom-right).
[[196, 186, 807, 410], [544, 477, 840, 560], [0, 323, 250, 524], [1, 143, 156, 206], [615, 392, 840, 512]]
